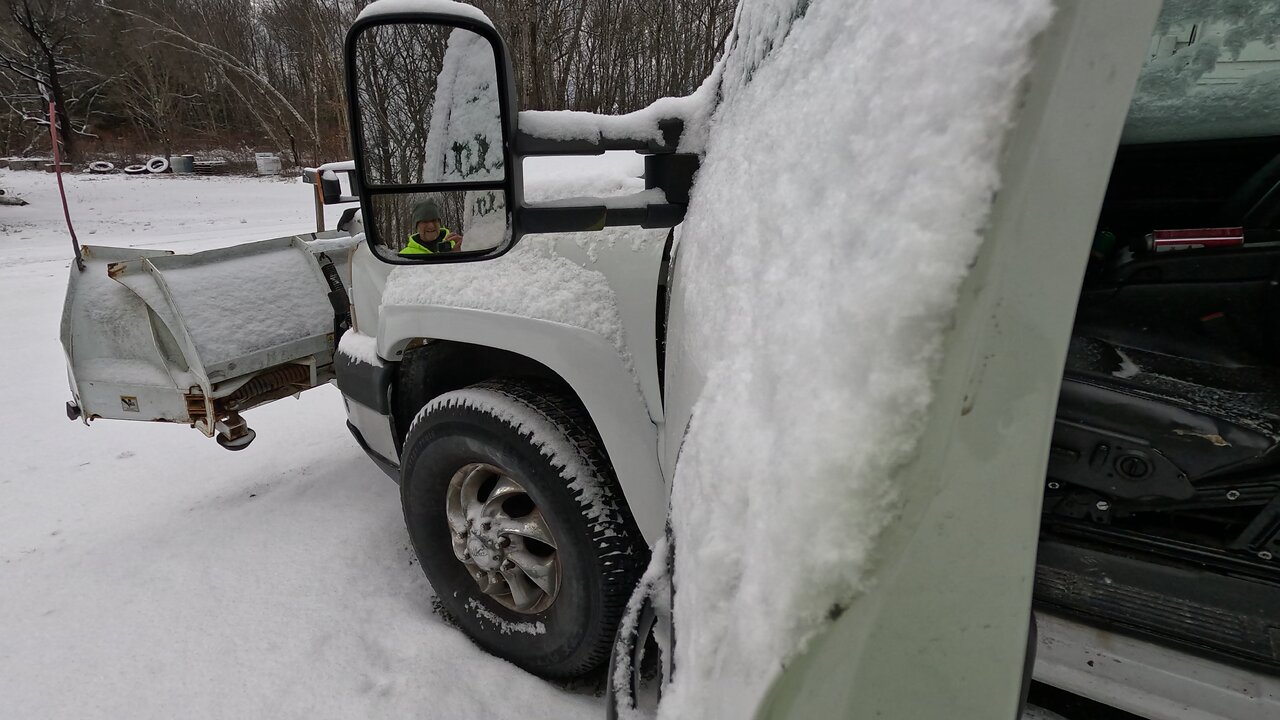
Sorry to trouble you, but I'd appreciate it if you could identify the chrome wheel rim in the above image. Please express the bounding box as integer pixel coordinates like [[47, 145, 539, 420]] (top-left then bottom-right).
[[445, 462, 561, 614]]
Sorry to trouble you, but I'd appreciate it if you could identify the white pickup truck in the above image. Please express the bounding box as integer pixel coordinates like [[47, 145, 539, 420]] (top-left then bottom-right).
[[59, 0, 1280, 717]]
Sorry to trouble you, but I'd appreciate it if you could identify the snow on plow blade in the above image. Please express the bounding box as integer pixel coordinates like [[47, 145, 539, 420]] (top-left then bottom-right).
[[61, 233, 351, 449]]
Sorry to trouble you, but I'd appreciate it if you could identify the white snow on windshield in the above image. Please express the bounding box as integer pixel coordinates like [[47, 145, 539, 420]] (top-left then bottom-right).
[[1123, 0, 1280, 143], [659, 0, 1053, 717]]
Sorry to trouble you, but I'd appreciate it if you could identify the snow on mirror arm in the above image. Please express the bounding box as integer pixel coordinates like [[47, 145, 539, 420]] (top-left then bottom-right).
[[348, 18, 512, 261]]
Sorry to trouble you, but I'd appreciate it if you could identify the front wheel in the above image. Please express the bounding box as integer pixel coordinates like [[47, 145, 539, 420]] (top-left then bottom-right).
[[400, 380, 646, 678]]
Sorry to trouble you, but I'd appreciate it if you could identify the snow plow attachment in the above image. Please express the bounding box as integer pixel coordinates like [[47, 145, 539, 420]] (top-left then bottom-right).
[[60, 233, 355, 449]]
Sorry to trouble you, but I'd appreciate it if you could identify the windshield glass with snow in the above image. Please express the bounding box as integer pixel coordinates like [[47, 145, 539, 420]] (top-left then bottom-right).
[[1123, 1, 1280, 144]]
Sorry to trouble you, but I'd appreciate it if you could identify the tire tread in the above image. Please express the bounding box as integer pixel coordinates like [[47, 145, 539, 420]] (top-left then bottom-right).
[[408, 378, 646, 677]]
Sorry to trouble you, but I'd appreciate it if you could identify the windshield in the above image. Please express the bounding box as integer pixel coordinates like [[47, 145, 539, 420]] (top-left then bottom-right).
[[1122, 1, 1280, 144]]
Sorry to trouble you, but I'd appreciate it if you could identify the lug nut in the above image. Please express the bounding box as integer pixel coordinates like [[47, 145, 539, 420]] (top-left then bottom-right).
[[1227, 490, 1241, 501], [1095, 500, 1110, 512]]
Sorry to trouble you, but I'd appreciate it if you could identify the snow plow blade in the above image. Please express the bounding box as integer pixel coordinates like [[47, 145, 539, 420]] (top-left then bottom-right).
[[60, 232, 354, 447]]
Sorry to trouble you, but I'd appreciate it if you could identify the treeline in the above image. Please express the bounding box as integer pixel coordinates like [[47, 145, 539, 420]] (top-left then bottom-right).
[[0, 0, 734, 166]]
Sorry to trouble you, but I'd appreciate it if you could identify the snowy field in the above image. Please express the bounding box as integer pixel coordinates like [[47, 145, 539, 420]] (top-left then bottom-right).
[[0, 169, 601, 719]]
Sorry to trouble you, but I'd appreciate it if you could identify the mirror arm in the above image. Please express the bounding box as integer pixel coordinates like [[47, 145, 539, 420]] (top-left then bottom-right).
[[513, 151, 698, 235], [515, 117, 686, 156], [302, 165, 363, 206], [519, 203, 685, 233], [645, 153, 700, 205]]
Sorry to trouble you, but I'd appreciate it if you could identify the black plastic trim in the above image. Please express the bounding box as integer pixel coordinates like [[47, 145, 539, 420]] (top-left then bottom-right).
[[518, 203, 685, 233], [645, 153, 699, 206], [1027, 682, 1148, 720], [335, 349, 394, 415], [655, 228, 676, 399], [346, 421, 399, 482], [1044, 516, 1280, 583], [1033, 539, 1280, 674]]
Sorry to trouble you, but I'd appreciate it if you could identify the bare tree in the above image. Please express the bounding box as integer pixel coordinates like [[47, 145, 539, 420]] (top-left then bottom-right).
[[116, 42, 199, 159], [0, 0, 735, 163], [0, 0, 102, 160], [102, 0, 322, 163]]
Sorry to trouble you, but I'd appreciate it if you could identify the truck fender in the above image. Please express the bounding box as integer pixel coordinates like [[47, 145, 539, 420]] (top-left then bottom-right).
[[378, 303, 666, 542]]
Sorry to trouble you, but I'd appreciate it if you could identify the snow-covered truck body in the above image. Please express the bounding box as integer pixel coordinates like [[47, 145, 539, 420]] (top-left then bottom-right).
[[58, 0, 1280, 718], [335, 215, 672, 540]]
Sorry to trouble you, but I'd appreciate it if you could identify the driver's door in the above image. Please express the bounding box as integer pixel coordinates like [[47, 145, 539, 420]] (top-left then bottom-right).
[[656, 1, 1161, 718]]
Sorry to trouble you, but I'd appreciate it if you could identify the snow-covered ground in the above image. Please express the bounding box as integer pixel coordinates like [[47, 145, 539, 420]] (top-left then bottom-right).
[[0, 169, 601, 719]]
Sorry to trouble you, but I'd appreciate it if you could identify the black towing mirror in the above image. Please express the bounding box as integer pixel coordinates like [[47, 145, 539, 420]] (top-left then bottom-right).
[[344, 3, 698, 265], [346, 7, 519, 263]]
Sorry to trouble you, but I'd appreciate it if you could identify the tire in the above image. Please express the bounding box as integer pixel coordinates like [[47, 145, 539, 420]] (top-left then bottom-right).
[[88, 161, 114, 173], [146, 157, 170, 173], [607, 534, 674, 719], [400, 380, 646, 679], [123, 164, 147, 175]]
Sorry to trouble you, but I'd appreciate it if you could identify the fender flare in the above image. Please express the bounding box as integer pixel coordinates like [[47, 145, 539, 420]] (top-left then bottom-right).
[[378, 303, 666, 542]]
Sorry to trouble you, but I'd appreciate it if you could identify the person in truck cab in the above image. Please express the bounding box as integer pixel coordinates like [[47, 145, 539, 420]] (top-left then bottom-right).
[[400, 199, 462, 255]]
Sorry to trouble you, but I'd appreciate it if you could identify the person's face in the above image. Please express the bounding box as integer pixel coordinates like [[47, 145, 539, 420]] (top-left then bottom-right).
[[416, 219, 440, 237]]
